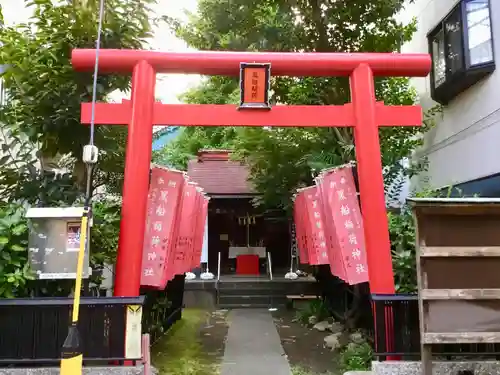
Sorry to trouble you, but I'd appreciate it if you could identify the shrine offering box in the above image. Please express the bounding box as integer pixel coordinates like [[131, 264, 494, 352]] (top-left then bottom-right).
[[26, 207, 90, 280], [409, 198, 500, 375]]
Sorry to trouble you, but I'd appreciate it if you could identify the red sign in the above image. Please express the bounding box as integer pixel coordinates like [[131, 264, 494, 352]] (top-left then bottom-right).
[[141, 167, 185, 289], [293, 192, 309, 264], [301, 186, 329, 266], [239, 63, 271, 108], [318, 165, 369, 285]]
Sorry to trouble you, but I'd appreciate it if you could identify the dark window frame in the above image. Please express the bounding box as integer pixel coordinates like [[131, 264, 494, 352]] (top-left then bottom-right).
[[428, 0, 495, 105]]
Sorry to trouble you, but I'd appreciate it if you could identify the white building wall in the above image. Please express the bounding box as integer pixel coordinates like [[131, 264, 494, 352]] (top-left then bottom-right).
[[400, 0, 500, 191]]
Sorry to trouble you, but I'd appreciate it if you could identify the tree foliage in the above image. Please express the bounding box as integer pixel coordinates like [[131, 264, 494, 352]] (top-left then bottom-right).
[[0, 0, 156, 297], [0, 204, 33, 298], [0, 0, 156, 199], [157, 0, 434, 214]]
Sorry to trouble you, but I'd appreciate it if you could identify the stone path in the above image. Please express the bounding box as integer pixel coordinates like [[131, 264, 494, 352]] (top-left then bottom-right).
[[221, 309, 291, 375]]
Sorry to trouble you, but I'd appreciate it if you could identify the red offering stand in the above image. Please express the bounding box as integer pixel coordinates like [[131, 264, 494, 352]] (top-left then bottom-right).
[[141, 167, 185, 289], [317, 165, 369, 285], [236, 254, 260, 275]]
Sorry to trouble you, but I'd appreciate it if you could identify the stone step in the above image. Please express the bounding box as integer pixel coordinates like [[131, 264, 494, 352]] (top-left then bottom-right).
[[219, 294, 271, 306], [218, 287, 285, 296], [218, 303, 283, 309], [217, 281, 285, 290], [218, 294, 287, 306], [218, 281, 317, 294], [216, 279, 318, 308]]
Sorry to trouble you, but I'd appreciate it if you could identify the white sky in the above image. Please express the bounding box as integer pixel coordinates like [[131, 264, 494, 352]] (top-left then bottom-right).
[[0, 0, 202, 104]]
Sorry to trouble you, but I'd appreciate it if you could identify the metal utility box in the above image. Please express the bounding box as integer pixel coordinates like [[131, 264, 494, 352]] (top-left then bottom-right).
[[26, 207, 90, 280], [409, 198, 500, 375]]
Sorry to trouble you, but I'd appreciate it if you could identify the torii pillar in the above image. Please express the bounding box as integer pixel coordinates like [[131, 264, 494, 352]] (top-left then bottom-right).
[[72, 50, 431, 298]]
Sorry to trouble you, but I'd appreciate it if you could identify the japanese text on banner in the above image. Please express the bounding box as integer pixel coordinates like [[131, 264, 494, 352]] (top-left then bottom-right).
[[325, 166, 369, 285], [303, 187, 329, 265], [140, 168, 184, 289]]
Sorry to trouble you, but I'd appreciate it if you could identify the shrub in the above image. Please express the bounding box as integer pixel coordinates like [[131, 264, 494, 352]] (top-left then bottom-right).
[[339, 340, 373, 372], [295, 298, 330, 325], [0, 203, 34, 298]]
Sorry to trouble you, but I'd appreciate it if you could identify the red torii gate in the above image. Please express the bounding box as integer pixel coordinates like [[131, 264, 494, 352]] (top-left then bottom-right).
[[72, 49, 431, 297]]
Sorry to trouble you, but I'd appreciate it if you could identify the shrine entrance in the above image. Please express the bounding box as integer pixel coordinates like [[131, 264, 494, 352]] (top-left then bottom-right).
[[206, 198, 289, 277], [72, 49, 430, 298], [185, 149, 291, 278]]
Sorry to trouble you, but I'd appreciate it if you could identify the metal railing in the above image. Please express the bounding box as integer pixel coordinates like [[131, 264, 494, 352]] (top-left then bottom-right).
[[0, 296, 144, 365], [371, 294, 500, 360], [371, 294, 419, 359]]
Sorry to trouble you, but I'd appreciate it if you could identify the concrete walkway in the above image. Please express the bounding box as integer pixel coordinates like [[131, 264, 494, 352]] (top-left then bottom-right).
[[221, 309, 292, 375]]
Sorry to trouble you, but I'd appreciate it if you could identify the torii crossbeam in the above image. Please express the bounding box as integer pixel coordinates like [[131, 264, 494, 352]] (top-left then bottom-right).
[[72, 49, 431, 298]]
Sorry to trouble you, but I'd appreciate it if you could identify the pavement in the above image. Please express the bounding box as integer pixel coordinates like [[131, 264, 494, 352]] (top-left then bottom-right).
[[221, 309, 292, 375]]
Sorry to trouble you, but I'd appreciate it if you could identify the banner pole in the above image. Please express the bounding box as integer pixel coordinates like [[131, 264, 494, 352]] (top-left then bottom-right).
[[60, 206, 90, 375]]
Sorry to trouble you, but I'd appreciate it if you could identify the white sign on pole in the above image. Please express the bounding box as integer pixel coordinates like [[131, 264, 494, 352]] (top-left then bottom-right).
[[125, 305, 143, 359]]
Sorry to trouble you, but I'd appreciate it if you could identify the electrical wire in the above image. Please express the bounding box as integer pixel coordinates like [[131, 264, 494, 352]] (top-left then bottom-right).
[[84, 0, 105, 206], [60, 5, 106, 371], [88, 0, 105, 147]]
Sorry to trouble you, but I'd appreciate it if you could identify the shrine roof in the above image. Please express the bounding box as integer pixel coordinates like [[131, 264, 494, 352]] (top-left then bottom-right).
[[187, 150, 255, 195]]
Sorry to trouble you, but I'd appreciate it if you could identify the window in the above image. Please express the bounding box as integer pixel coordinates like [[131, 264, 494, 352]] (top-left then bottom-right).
[[467, 0, 494, 65], [428, 0, 495, 104]]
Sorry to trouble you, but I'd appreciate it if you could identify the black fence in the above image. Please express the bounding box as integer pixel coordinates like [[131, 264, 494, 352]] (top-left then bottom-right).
[[142, 274, 186, 343], [371, 294, 500, 360], [371, 293, 419, 359], [0, 274, 186, 366], [0, 296, 144, 366]]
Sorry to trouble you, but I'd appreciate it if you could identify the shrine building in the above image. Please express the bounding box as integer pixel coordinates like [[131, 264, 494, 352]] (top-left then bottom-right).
[[187, 149, 291, 277]]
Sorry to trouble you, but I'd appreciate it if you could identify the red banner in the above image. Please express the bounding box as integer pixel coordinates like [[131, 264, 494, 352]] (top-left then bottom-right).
[[141, 167, 185, 289], [293, 192, 309, 264], [301, 186, 329, 266], [315, 173, 346, 281], [318, 165, 369, 285], [189, 188, 201, 270], [191, 194, 208, 270], [171, 181, 198, 277]]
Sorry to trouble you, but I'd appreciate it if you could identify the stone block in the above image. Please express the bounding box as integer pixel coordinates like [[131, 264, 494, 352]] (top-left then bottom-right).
[[372, 360, 500, 375], [0, 366, 146, 375]]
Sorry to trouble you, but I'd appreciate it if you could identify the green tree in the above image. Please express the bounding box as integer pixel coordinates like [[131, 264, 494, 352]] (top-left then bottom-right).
[[0, 0, 156, 200], [153, 76, 240, 168], [0, 0, 156, 297], [157, 0, 433, 214]]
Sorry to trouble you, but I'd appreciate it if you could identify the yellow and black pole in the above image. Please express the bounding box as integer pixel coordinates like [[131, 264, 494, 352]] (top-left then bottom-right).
[[60, 0, 103, 372], [60, 205, 90, 375]]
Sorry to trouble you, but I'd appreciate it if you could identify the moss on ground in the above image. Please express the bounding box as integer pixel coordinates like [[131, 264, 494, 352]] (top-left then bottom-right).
[[151, 309, 221, 375], [291, 365, 337, 375]]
